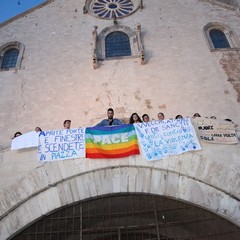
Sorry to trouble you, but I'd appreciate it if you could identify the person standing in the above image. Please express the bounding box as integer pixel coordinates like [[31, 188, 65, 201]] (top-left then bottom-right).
[[142, 114, 150, 123], [63, 120, 71, 129], [129, 113, 142, 124], [157, 112, 165, 121], [96, 108, 124, 126]]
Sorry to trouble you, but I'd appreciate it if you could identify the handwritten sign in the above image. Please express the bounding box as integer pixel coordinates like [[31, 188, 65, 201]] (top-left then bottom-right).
[[38, 128, 85, 161], [192, 118, 238, 144], [134, 118, 201, 161]]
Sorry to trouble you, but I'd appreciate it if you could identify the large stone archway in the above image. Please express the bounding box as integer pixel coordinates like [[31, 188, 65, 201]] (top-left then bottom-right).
[[1, 153, 240, 240]]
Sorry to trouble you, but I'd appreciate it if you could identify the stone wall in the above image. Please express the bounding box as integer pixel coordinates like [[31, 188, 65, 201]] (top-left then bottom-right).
[[0, 142, 240, 239], [1, 1, 240, 238], [0, 0, 240, 144]]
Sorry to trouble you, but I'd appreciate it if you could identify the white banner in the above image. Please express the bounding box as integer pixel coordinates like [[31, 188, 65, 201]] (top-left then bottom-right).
[[11, 131, 38, 150], [192, 118, 238, 144], [38, 128, 86, 162], [134, 118, 201, 161]]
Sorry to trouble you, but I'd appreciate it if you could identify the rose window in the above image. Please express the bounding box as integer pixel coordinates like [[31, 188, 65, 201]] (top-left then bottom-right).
[[89, 0, 140, 19]]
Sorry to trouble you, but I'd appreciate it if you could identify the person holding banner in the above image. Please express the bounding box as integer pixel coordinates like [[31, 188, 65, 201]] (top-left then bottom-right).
[[175, 115, 183, 119], [157, 112, 165, 120], [12, 132, 22, 139], [142, 114, 150, 122], [129, 113, 142, 124], [192, 113, 201, 118], [96, 108, 124, 126], [63, 120, 71, 129], [35, 127, 42, 132]]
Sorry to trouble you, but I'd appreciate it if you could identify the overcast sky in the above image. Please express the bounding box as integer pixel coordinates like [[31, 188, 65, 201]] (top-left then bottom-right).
[[0, 0, 46, 23]]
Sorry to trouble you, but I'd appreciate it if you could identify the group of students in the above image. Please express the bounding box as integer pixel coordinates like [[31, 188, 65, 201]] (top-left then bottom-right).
[[130, 112, 181, 124], [130, 111, 235, 124], [12, 108, 236, 139], [129, 112, 236, 124]]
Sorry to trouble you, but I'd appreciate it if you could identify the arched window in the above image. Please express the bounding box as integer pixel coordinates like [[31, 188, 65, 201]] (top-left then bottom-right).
[[105, 31, 131, 58], [1, 48, 19, 69], [203, 23, 240, 51], [209, 29, 230, 49], [92, 24, 145, 68], [0, 41, 24, 71]]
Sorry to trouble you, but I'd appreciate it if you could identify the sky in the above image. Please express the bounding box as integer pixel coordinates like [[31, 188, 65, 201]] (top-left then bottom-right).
[[0, 0, 47, 23]]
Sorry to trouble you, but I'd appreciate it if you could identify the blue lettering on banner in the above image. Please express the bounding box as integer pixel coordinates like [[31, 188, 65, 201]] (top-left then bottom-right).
[[51, 150, 78, 160], [163, 129, 183, 136], [39, 128, 85, 161], [137, 120, 161, 129], [39, 131, 46, 137], [53, 134, 84, 143], [154, 139, 165, 147], [134, 118, 201, 161], [137, 118, 190, 130], [45, 142, 84, 153], [165, 134, 193, 144], [44, 137, 49, 144], [40, 154, 46, 160], [42, 128, 84, 137]]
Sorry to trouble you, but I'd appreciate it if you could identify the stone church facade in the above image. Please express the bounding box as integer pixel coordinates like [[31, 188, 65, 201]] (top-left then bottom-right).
[[0, 0, 240, 239]]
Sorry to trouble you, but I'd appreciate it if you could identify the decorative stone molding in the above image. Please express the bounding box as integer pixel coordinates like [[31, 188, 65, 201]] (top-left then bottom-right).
[[135, 23, 145, 64], [92, 24, 145, 67], [92, 25, 99, 69], [0, 41, 25, 71], [203, 22, 240, 51], [85, 0, 141, 19], [83, 5, 88, 14]]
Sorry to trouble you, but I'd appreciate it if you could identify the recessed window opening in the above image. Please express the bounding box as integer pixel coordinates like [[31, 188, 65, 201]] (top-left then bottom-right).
[[105, 31, 131, 58], [209, 29, 230, 48], [108, 3, 118, 9], [1, 48, 19, 69]]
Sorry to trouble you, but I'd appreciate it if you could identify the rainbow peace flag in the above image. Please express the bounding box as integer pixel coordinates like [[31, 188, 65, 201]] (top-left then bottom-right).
[[85, 124, 140, 158]]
